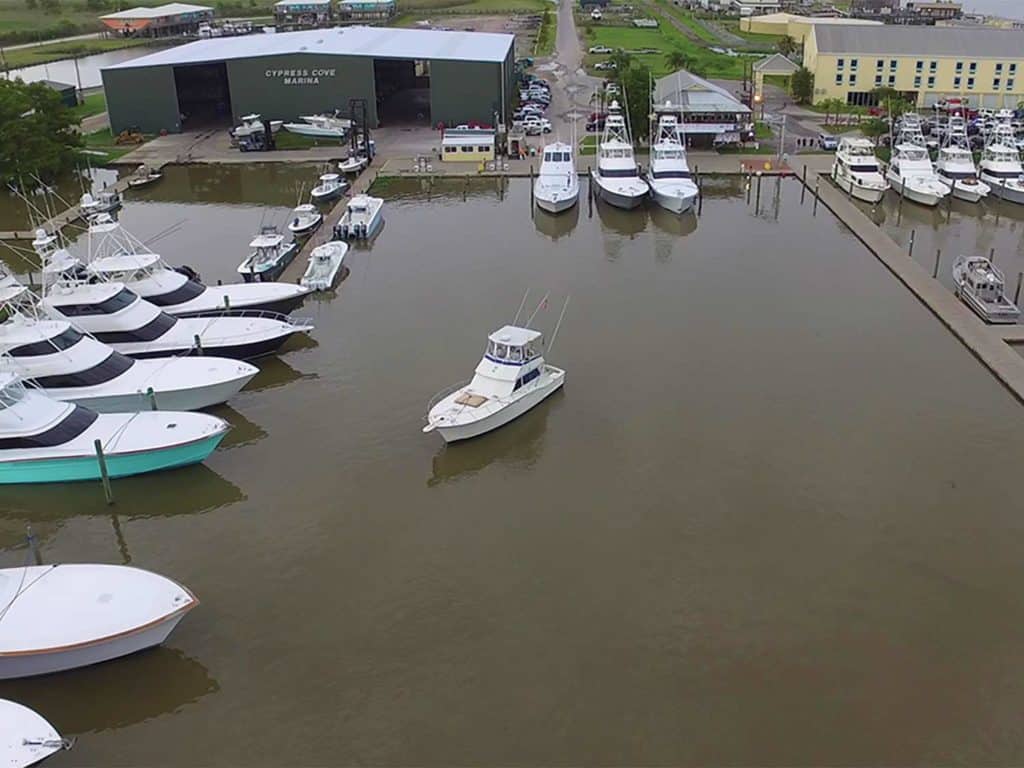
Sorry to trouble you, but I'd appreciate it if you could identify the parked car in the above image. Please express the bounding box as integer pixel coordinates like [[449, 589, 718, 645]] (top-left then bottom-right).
[[818, 133, 839, 151], [523, 116, 552, 135], [589, 45, 612, 54], [590, 8, 602, 19], [594, 61, 617, 71]]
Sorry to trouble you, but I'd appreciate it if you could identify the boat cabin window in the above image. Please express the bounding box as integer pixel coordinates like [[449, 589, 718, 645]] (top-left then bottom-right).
[[487, 340, 538, 363], [600, 148, 633, 159], [0, 379, 26, 409], [599, 168, 639, 178], [92, 313, 177, 344], [513, 366, 541, 391], [903, 148, 928, 161], [56, 287, 137, 317], [147, 280, 206, 307], [652, 169, 692, 179], [9, 326, 85, 357], [848, 163, 879, 173], [656, 149, 684, 160], [0, 405, 98, 449], [30, 351, 134, 389]]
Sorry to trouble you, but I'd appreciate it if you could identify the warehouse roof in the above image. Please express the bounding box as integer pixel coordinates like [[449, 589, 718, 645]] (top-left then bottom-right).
[[104, 25, 514, 68], [812, 23, 1024, 56], [101, 2, 211, 19]]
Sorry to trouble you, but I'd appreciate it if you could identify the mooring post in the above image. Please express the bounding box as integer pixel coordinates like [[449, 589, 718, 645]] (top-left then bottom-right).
[[898, 182, 905, 224], [908, 229, 916, 259], [746, 174, 752, 204], [529, 164, 534, 207], [587, 172, 593, 218], [946, 187, 953, 221], [755, 173, 762, 212], [696, 165, 703, 217], [1015, 272, 1023, 305], [813, 178, 820, 215], [146, 386, 157, 411], [989, 247, 996, 265], [932, 248, 941, 278], [193, 334, 203, 355], [94, 439, 114, 505], [26, 525, 42, 566], [801, 164, 807, 204]]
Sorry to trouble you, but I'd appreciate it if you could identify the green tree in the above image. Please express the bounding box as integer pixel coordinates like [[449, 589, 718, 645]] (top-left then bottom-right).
[[790, 66, 813, 104], [620, 61, 652, 142], [777, 35, 796, 56], [664, 48, 694, 72], [860, 116, 888, 146], [0, 79, 82, 186], [610, 49, 632, 78], [85, 0, 106, 10], [23, 0, 37, 8], [39, 0, 60, 12]]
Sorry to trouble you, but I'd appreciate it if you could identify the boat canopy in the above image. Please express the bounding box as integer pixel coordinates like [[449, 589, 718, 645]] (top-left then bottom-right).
[[90, 252, 161, 273], [486, 325, 542, 364], [87, 213, 120, 234], [250, 233, 284, 249]]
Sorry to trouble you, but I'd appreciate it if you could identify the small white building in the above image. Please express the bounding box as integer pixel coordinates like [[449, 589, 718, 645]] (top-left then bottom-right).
[[442, 127, 496, 163], [731, 0, 781, 16]]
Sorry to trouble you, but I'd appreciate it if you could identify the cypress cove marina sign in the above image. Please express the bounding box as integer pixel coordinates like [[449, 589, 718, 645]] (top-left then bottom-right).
[[264, 68, 337, 85]]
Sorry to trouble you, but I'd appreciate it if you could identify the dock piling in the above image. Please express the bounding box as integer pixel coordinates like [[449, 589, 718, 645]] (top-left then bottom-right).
[[989, 247, 996, 265], [94, 439, 114, 505], [1015, 272, 1023, 305], [898, 183, 905, 224], [746, 174, 752, 205], [696, 165, 703, 217], [800, 165, 807, 204], [26, 526, 42, 566], [908, 229, 916, 259], [813, 178, 820, 215], [932, 248, 941, 279], [755, 173, 762, 213]]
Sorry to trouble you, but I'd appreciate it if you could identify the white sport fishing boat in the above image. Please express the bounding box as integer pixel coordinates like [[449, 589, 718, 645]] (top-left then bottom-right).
[[237, 225, 299, 283], [1, 700, 69, 767], [282, 113, 351, 139], [79, 188, 121, 216], [0, 278, 257, 412], [533, 141, 579, 214], [0, 563, 197, 676], [952, 254, 1021, 324], [936, 115, 989, 203], [332, 194, 383, 241], [0, 371, 228, 484], [287, 204, 322, 237], [70, 218, 311, 316], [300, 241, 348, 291], [645, 111, 698, 214], [310, 173, 347, 203], [885, 114, 948, 207], [831, 136, 888, 203], [979, 122, 1024, 204], [424, 324, 565, 443], [591, 100, 648, 209], [338, 154, 368, 174], [231, 113, 283, 139]]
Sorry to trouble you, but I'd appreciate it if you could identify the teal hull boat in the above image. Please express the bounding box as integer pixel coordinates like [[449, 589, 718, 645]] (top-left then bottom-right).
[[0, 432, 226, 485]]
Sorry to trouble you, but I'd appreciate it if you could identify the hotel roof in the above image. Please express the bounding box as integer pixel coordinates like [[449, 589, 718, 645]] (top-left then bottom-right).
[[104, 25, 515, 68], [812, 22, 1024, 56]]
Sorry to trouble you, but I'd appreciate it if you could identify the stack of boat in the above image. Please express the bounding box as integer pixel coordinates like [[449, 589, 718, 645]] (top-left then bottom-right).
[[935, 114, 989, 203], [979, 121, 1024, 204], [885, 113, 950, 207]]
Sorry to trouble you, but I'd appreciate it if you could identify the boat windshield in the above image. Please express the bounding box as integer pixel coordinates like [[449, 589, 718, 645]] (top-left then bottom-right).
[[848, 163, 879, 173], [599, 168, 639, 178], [599, 148, 633, 159], [0, 378, 26, 409], [901, 147, 928, 161], [544, 151, 571, 162], [486, 340, 538, 363], [655, 149, 684, 159], [652, 169, 692, 179]]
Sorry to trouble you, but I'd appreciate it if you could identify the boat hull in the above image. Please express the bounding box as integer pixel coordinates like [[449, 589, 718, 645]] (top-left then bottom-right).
[[62, 374, 253, 413], [169, 292, 310, 318], [983, 176, 1024, 204], [649, 183, 697, 214], [282, 124, 345, 139], [592, 174, 647, 210], [127, 329, 301, 361], [535, 191, 578, 214], [335, 211, 383, 241], [0, 432, 225, 485], [239, 244, 299, 283], [887, 174, 943, 207], [435, 370, 564, 443], [0, 608, 192, 679], [832, 169, 886, 203]]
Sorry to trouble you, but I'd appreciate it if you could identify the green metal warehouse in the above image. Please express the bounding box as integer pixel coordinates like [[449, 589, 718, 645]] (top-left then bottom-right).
[[101, 26, 516, 133]]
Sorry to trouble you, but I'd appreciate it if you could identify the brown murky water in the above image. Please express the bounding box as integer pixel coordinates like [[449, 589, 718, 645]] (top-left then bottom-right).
[[2, 167, 1024, 766]]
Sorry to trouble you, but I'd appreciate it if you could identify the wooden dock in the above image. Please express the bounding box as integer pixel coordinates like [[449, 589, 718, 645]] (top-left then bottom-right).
[[814, 178, 1024, 404]]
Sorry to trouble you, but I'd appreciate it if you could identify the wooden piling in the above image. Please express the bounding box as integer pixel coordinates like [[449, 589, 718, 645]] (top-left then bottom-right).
[[898, 182, 905, 224], [989, 247, 996, 265], [813, 178, 820, 215], [1015, 272, 1023, 305], [755, 173, 762, 212], [94, 439, 114, 505], [800, 165, 807, 204], [696, 165, 703, 217], [908, 229, 916, 259], [932, 248, 941, 278]]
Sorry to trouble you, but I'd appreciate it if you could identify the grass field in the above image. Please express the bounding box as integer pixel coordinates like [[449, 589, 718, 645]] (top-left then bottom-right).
[[2, 36, 151, 68], [69, 89, 105, 118], [586, 23, 747, 79], [81, 127, 143, 162], [395, 0, 547, 12], [533, 7, 553, 56], [648, 0, 718, 44], [718, 18, 784, 46]]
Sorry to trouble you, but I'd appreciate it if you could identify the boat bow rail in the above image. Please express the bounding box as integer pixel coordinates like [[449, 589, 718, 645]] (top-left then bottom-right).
[[426, 378, 472, 413]]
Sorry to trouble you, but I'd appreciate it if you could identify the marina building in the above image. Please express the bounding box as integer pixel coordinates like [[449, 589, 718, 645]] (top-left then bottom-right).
[[739, 12, 881, 45], [99, 3, 213, 37], [101, 26, 515, 134], [441, 128, 496, 163], [805, 23, 1024, 108], [273, 0, 333, 28], [652, 69, 753, 147], [338, 0, 396, 22]]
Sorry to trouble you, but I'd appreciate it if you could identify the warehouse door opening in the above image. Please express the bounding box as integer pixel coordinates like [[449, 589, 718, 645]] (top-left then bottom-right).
[[374, 58, 430, 126], [174, 62, 232, 129]]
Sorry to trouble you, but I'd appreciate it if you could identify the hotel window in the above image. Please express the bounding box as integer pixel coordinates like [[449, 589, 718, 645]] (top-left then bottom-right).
[[914, 75, 922, 88], [954, 76, 961, 88], [889, 59, 898, 71], [875, 74, 883, 86], [1008, 78, 1016, 90], [969, 61, 977, 73], [1011, 63, 1018, 75], [849, 74, 857, 85], [916, 60, 923, 71], [850, 58, 858, 70], [837, 58, 845, 70], [994, 77, 1001, 89], [930, 60, 938, 72], [967, 77, 975, 89], [955, 61, 963, 73], [996, 62, 1004, 73], [835, 73, 843, 85], [876, 58, 884, 70], [928, 75, 936, 87], [888, 74, 896, 86]]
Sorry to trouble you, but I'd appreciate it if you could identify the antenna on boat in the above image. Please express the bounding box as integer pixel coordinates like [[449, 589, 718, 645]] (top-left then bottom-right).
[[526, 291, 550, 326], [512, 288, 530, 326], [546, 295, 571, 356]]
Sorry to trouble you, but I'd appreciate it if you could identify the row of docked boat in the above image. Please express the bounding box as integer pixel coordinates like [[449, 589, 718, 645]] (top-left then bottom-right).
[[831, 113, 1024, 207]]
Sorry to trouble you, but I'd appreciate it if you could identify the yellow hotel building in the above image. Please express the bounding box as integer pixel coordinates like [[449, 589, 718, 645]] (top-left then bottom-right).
[[804, 24, 1024, 108]]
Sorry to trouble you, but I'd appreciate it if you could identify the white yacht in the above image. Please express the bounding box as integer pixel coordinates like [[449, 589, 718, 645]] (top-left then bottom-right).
[[300, 241, 348, 291], [831, 136, 888, 203], [533, 141, 579, 214], [0, 563, 197, 676], [979, 122, 1024, 204], [952, 255, 1021, 324], [71, 218, 310, 317], [282, 113, 351, 139], [423, 325, 565, 443], [237, 225, 299, 283], [1, 700, 68, 767], [935, 115, 990, 203], [310, 172, 347, 203], [0, 282, 256, 412], [645, 111, 699, 214], [591, 100, 649, 210], [885, 114, 948, 207], [333, 194, 384, 241], [287, 204, 322, 237], [0, 371, 228, 484], [79, 188, 121, 216]]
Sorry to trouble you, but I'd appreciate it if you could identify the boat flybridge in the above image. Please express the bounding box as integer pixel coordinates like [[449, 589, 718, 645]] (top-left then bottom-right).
[[591, 100, 649, 210], [0, 562, 197, 676], [70, 216, 311, 317], [37, 247, 312, 361], [1, 699, 70, 766], [831, 136, 888, 203], [886, 113, 949, 207], [237, 225, 299, 283], [533, 141, 579, 214], [645, 110, 699, 214], [936, 115, 990, 203], [0, 370, 227, 484], [952, 254, 1021, 324], [424, 324, 565, 443], [979, 122, 1024, 204], [0, 273, 257, 412]]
